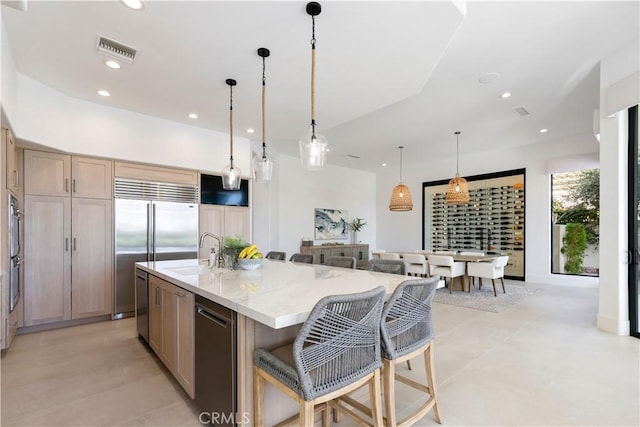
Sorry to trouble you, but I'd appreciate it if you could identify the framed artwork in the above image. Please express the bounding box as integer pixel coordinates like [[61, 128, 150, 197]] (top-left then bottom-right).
[[314, 208, 349, 240]]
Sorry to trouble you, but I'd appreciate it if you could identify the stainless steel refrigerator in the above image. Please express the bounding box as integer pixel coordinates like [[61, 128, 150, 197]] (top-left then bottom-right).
[[114, 179, 199, 318]]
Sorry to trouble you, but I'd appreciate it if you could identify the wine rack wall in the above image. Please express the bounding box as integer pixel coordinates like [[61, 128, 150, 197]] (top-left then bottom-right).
[[430, 183, 525, 278]]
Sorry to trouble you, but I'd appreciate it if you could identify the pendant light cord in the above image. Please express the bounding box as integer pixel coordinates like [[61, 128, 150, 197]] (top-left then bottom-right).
[[455, 131, 461, 176], [310, 14, 317, 137], [261, 54, 267, 159], [229, 84, 234, 165], [399, 146, 404, 183]]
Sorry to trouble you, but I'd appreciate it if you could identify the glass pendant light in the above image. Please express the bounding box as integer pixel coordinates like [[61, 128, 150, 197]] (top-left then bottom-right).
[[222, 78, 242, 190], [253, 47, 274, 181], [299, 1, 328, 170], [445, 131, 470, 204], [389, 146, 413, 211]]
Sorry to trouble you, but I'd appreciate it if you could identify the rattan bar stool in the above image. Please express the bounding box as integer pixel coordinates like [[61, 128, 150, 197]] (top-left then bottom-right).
[[325, 256, 357, 269], [266, 251, 287, 260], [253, 287, 386, 427], [334, 278, 442, 427], [289, 253, 315, 264], [367, 259, 406, 275]]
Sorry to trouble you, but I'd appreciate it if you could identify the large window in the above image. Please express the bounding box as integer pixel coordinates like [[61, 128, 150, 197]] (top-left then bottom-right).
[[551, 169, 600, 276]]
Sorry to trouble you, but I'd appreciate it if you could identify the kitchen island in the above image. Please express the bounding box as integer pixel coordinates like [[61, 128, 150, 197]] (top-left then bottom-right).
[[135, 258, 407, 425]]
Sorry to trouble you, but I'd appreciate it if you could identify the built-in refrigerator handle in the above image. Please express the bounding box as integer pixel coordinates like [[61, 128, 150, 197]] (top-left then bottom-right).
[[146, 203, 152, 262], [152, 203, 157, 261]]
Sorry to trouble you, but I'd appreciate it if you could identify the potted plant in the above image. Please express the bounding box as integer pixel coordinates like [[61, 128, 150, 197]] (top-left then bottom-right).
[[223, 235, 249, 270], [348, 218, 367, 244]]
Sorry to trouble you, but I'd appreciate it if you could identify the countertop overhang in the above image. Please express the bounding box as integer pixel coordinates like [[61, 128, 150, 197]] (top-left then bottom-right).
[[136, 259, 407, 329]]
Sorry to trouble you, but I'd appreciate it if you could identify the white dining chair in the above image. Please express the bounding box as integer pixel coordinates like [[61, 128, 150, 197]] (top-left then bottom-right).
[[466, 256, 509, 296], [371, 250, 386, 259], [427, 254, 466, 294], [402, 253, 429, 277]]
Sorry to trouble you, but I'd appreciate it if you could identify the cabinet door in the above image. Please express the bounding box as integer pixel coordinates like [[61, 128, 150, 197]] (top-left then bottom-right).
[[23, 195, 71, 325], [148, 276, 163, 354], [71, 157, 113, 199], [71, 198, 113, 319], [199, 205, 225, 259], [4, 129, 19, 190], [24, 150, 71, 196], [175, 289, 195, 398], [224, 206, 250, 242], [161, 286, 177, 372]]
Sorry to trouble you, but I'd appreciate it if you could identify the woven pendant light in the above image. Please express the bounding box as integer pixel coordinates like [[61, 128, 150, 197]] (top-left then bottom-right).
[[445, 131, 470, 204], [389, 146, 413, 211]]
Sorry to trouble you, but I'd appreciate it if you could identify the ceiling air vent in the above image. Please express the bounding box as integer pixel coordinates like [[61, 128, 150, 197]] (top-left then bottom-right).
[[95, 35, 137, 63], [513, 106, 530, 116], [347, 154, 361, 159]]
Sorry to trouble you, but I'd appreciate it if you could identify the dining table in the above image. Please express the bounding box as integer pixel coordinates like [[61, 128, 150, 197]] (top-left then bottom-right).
[[383, 251, 498, 292]]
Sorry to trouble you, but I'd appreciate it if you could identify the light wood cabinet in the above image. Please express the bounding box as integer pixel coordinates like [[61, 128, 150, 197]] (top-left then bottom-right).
[[148, 277, 163, 354], [175, 289, 195, 394], [114, 161, 198, 186], [24, 150, 113, 199], [23, 150, 114, 325], [71, 157, 113, 199], [71, 198, 113, 319], [300, 244, 370, 269], [199, 205, 250, 258], [4, 129, 19, 190], [148, 274, 195, 398], [24, 195, 72, 325], [24, 151, 70, 197]]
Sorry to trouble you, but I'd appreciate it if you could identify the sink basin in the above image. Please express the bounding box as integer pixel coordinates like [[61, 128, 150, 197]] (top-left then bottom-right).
[[165, 265, 208, 276]]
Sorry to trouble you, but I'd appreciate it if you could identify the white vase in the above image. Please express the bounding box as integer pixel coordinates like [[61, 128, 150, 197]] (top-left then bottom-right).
[[352, 231, 358, 244]]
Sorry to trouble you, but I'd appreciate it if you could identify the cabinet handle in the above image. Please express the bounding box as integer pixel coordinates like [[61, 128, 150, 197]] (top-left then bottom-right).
[[73, 237, 77, 251], [65, 238, 69, 251], [65, 178, 69, 193], [72, 179, 76, 193], [13, 170, 18, 187], [155, 287, 160, 306]]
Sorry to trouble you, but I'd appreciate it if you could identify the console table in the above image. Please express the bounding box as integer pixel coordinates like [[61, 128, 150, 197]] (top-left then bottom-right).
[[300, 243, 369, 269]]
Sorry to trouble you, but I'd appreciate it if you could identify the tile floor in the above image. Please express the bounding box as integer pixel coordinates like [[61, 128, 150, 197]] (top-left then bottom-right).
[[1, 280, 638, 426]]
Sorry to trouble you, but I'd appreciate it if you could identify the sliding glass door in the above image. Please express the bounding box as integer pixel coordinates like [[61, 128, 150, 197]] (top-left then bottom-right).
[[629, 105, 639, 338]]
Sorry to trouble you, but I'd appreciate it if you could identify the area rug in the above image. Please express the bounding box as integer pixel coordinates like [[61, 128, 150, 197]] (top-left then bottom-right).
[[433, 282, 542, 313]]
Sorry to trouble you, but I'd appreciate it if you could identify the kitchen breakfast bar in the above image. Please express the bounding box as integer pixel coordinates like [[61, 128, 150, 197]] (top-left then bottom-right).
[[135, 258, 407, 425]]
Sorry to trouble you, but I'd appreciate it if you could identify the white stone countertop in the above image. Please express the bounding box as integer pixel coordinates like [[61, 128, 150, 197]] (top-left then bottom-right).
[[135, 259, 407, 329]]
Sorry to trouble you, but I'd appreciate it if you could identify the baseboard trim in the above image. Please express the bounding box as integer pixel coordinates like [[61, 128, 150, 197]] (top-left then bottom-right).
[[17, 315, 112, 335], [597, 314, 631, 336]]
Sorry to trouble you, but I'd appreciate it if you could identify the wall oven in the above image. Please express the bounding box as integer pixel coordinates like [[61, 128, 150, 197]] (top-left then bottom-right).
[[9, 193, 21, 313]]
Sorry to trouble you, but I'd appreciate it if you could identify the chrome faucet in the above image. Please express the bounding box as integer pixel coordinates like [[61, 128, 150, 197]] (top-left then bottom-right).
[[199, 232, 224, 268]]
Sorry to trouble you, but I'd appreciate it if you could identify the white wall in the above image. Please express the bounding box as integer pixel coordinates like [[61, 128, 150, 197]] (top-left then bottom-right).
[[1, 20, 18, 130], [14, 74, 251, 175], [597, 37, 640, 335], [277, 154, 377, 259], [376, 132, 600, 286]]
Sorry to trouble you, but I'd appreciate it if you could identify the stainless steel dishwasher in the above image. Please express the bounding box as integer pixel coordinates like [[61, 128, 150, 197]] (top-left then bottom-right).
[[195, 295, 237, 426]]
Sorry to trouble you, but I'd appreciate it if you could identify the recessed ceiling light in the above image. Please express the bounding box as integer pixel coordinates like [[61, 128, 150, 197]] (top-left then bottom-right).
[[97, 90, 110, 97], [188, 113, 198, 119], [121, 0, 144, 10], [500, 92, 511, 99], [539, 128, 548, 133], [382, 163, 387, 167], [104, 60, 121, 69], [246, 128, 255, 134], [478, 72, 500, 84]]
